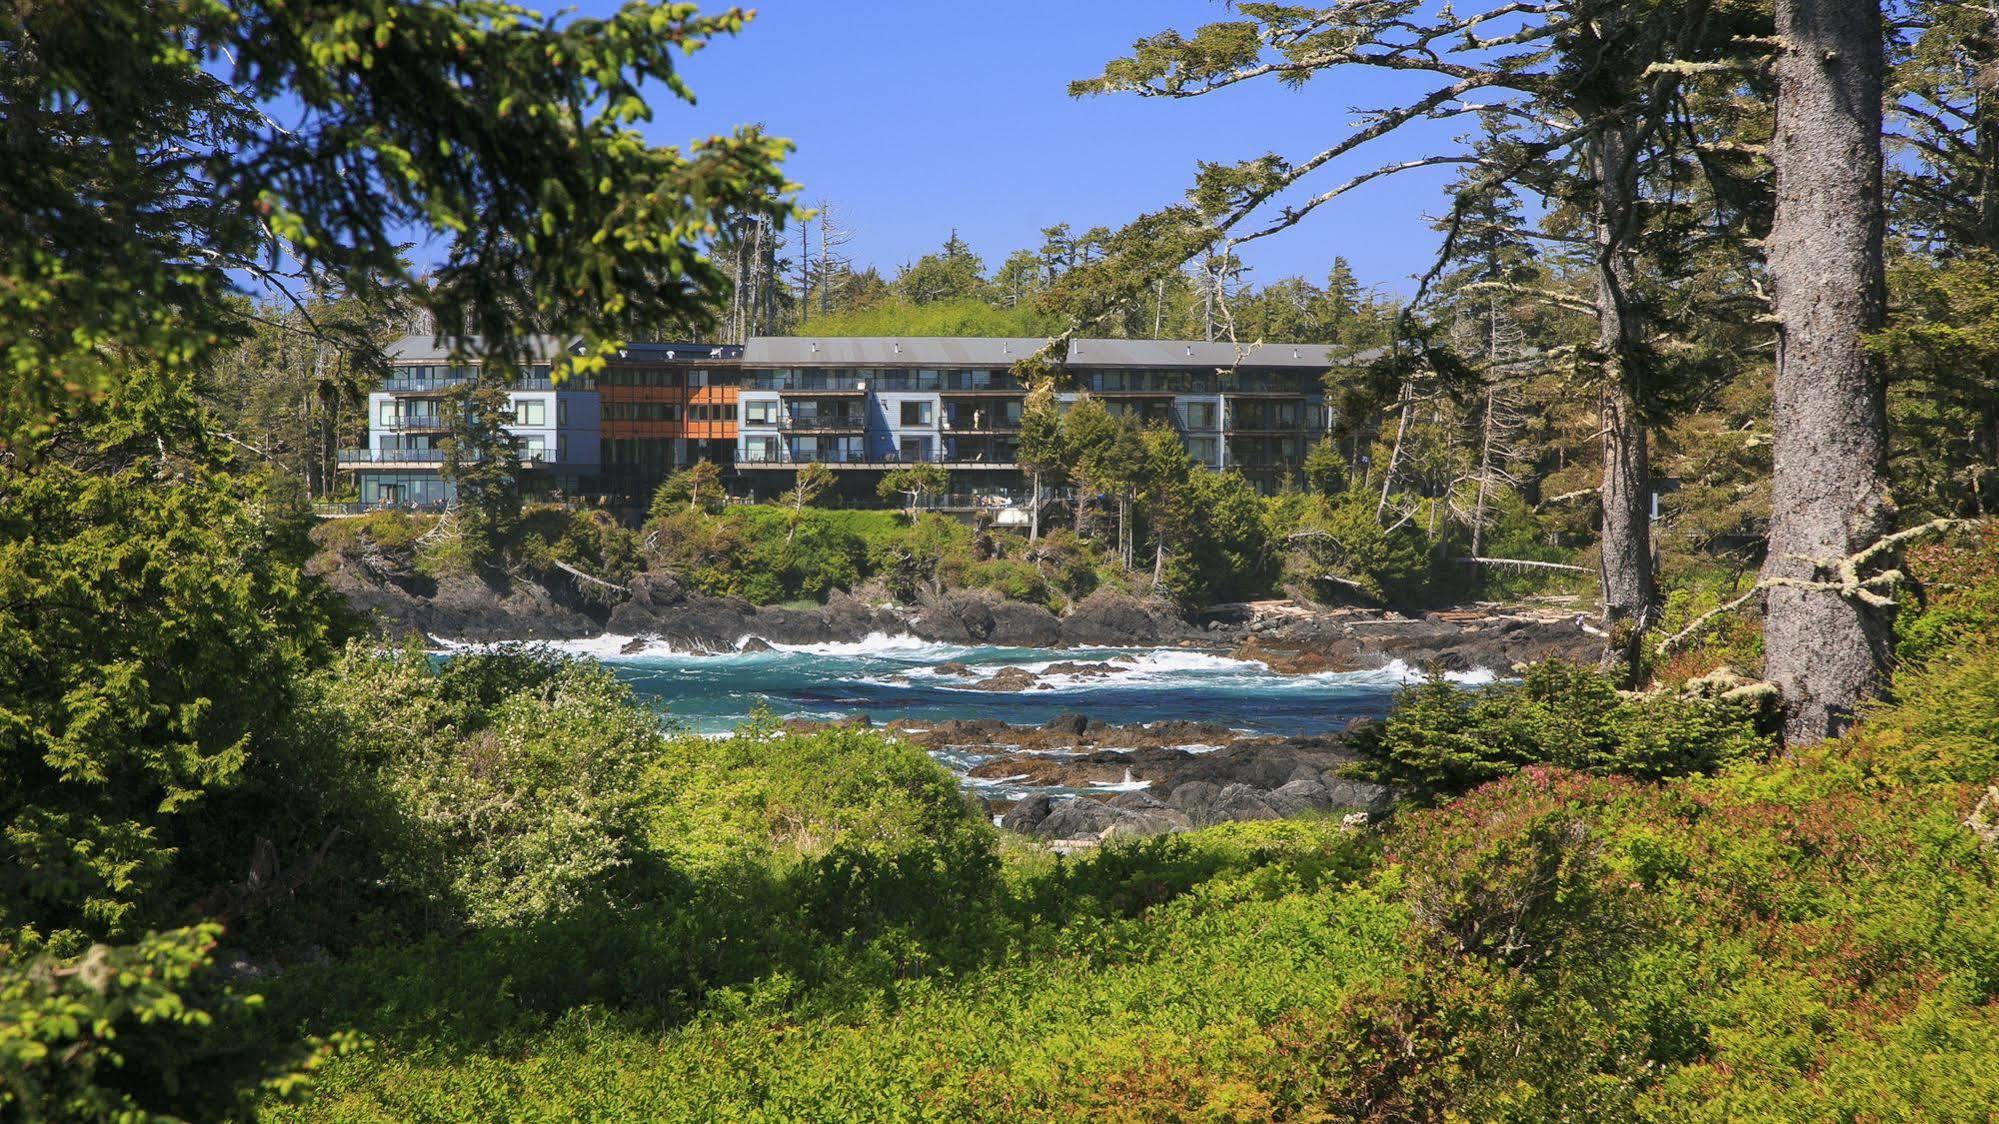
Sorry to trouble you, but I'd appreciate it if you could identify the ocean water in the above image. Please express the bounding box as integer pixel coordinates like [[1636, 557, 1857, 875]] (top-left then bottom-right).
[[525, 632, 1495, 736]]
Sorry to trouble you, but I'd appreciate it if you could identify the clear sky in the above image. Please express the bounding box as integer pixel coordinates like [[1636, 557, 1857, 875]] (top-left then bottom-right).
[[601, 1, 1469, 298]]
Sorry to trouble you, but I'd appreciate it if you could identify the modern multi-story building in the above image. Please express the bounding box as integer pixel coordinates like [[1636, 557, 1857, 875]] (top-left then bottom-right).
[[597, 342, 744, 500], [733, 336, 1360, 497], [343, 334, 1366, 509], [341, 335, 603, 508]]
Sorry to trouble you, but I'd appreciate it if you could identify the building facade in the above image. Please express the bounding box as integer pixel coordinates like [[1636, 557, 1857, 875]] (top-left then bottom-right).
[[733, 337, 1359, 498], [342, 336, 603, 508], [597, 342, 744, 500], [345, 334, 1365, 509]]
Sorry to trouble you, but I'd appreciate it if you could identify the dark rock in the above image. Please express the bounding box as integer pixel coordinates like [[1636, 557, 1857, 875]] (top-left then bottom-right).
[[1166, 781, 1224, 824], [1059, 590, 1201, 646], [1266, 776, 1331, 817], [1039, 661, 1124, 678], [620, 636, 650, 655], [1001, 793, 1055, 833], [1106, 790, 1193, 835], [1212, 783, 1282, 823], [1042, 713, 1090, 736], [738, 636, 774, 653], [934, 661, 975, 677], [1035, 796, 1119, 839], [1322, 776, 1395, 815], [966, 666, 1041, 693]]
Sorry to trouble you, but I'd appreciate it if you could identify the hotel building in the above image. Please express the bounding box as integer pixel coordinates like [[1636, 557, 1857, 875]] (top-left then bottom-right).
[[733, 337, 1363, 497], [343, 334, 1365, 508]]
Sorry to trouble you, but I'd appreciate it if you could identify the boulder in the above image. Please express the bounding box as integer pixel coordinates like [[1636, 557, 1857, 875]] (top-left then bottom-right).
[[1322, 776, 1395, 815], [1042, 713, 1090, 736], [1105, 790, 1193, 835], [1034, 796, 1119, 839], [1211, 783, 1282, 824], [1265, 775, 1332, 817], [1001, 794, 1055, 834], [1059, 590, 1199, 646], [966, 666, 1041, 693]]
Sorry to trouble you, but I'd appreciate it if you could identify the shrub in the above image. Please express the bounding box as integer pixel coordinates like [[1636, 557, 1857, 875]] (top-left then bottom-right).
[[1358, 661, 1770, 799], [1, 925, 345, 1121], [1285, 487, 1436, 604]]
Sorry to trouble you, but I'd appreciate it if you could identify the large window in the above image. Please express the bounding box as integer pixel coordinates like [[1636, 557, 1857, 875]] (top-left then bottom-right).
[[513, 399, 547, 426], [744, 399, 779, 425], [743, 436, 781, 462], [899, 400, 933, 426], [899, 436, 931, 462], [1182, 401, 1218, 429]]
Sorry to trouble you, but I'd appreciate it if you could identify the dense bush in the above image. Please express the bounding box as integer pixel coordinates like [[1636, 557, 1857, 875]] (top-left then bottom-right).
[[643, 504, 1123, 609], [1280, 485, 1438, 603], [1357, 661, 1771, 799], [257, 640, 1999, 1121], [0, 456, 341, 955], [0, 925, 346, 1121]]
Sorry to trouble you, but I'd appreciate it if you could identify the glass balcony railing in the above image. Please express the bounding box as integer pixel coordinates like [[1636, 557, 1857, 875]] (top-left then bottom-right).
[[379, 374, 558, 393], [337, 448, 555, 465]]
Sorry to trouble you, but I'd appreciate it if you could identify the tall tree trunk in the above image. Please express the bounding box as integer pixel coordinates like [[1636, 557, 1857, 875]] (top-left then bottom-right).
[[1762, 0, 1894, 743], [1029, 470, 1042, 542], [1589, 120, 1656, 676], [1376, 378, 1414, 520]]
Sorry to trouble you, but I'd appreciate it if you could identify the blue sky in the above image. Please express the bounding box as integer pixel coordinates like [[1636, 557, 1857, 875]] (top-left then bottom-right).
[[609, 1, 1470, 298]]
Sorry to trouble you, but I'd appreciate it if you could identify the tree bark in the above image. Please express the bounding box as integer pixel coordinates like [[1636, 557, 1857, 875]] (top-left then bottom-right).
[[1588, 120, 1657, 676], [1762, 0, 1894, 743], [1029, 470, 1042, 542]]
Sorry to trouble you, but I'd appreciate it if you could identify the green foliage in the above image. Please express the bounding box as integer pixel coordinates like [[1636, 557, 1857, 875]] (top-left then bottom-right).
[[875, 463, 948, 513], [0, 924, 348, 1122], [648, 461, 724, 518], [0, 409, 339, 954], [254, 640, 1999, 1121], [1158, 468, 1274, 604], [4, 0, 792, 449], [442, 379, 522, 566], [1302, 436, 1346, 494], [1359, 661, 1771, 799], [1284, 486, 1436, 604], [1894, 520, 1999, 667], [312, 646, 670, 930], [511, 506, 643, 597], [642, 504, 1117, 610]]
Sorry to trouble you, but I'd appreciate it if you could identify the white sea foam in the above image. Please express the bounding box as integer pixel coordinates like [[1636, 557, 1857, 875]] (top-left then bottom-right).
[[1088, 769, 1151, 793]]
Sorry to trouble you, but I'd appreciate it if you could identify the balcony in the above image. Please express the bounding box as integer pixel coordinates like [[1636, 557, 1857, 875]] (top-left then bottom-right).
[[737, 447, 1019, 470], [774, 403, 867, 431], [378, 374, 558, 393], [376, 414, 450, 432], [337, 448, 554, 468]]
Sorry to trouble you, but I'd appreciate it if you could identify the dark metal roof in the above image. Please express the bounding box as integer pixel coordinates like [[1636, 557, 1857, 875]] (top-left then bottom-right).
[[593, 341, 744, 362], [1065, 338, 1379, 369], [742, 337, 1059, 367], [742, 335, 1380, 369]]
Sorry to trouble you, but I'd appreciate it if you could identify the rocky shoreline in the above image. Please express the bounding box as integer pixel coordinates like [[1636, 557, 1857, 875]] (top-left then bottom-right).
[[822, 713, 1396, 847], [328, 561, 1599, 672], [328, 562, 1599, 847]]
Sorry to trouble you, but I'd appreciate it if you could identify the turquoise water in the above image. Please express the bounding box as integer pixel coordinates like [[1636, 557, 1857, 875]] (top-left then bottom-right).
[[531, 633, 1492, 735]]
